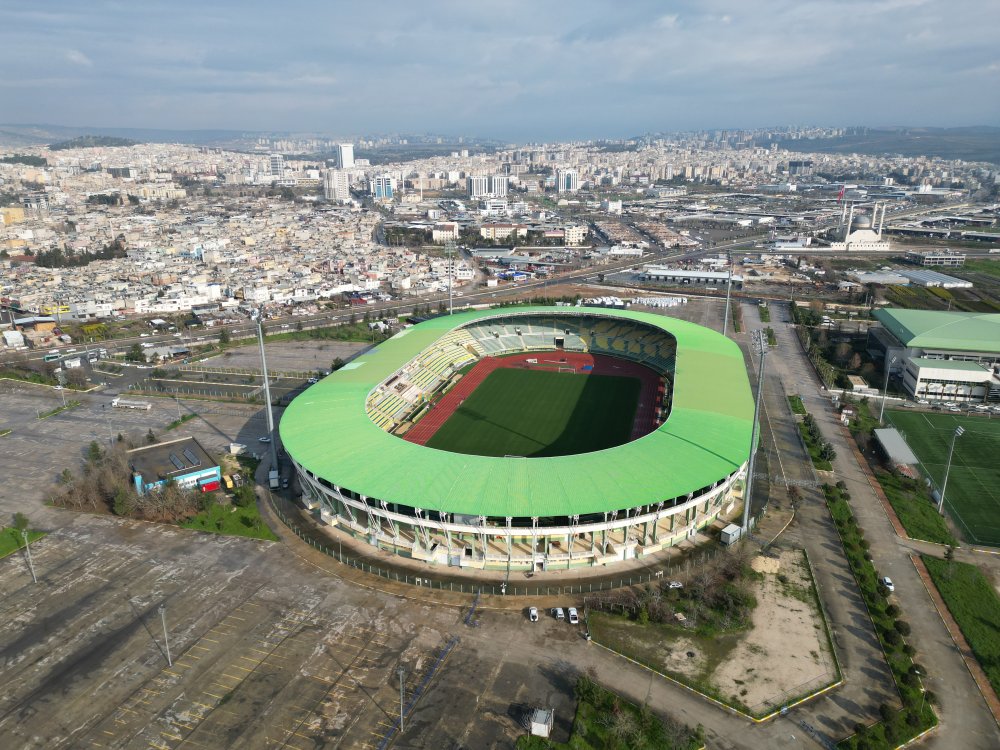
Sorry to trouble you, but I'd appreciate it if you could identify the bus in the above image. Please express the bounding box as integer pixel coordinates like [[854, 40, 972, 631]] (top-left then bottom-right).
[[43, 353, 61, 362]]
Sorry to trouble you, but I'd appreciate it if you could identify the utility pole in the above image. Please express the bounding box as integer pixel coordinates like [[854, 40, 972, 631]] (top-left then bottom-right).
[[938, 426, 965, 515], [254, 310, 278, 469], [742, 330, 768, 535], [158, 604, 172, 666], [398, 667, 406, 732]]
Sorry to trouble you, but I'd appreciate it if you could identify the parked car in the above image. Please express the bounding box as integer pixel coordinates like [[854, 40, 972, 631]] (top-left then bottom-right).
[[880, 576, 895, 593], [567, 607, 580, 624], [668, 580, 684, 589], [528, 607, 539, 622], [552, 607, 565, 621], [917, 399, 929, 405], [307, 377, 319, 384], [281, 479, 289, 489]]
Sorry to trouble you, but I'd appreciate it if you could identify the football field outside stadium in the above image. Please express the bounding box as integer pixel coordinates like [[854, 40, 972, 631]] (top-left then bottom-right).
[[426, 368, 640, 458], [886, 410, 1000, 546]]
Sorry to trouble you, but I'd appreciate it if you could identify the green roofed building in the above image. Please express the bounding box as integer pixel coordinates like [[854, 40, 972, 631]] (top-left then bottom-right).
[[280, 306, 755, 572], [870, 309, 1000, 403]]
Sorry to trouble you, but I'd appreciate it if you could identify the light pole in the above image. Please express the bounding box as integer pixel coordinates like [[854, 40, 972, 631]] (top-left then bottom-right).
[[398, 666, 406, 732], [253, 309, 278, 469], [722, 253, 733, 337], [937, 426, 965, 515], [158, 604, 172, 666], [21, 529, 37, 583], [742, 330, 768, 535], [878, 355, 898, 425]]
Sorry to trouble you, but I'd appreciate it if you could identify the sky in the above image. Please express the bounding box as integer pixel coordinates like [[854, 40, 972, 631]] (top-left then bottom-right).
[[1, 0, 998, 141]]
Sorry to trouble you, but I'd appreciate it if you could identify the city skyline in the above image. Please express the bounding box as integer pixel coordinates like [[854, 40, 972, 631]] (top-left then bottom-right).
[[2, 0, 998, 141]]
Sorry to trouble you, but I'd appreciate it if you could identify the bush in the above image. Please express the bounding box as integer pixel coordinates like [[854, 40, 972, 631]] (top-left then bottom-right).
[[884, 629, 902, 646], [895, 620, 911, 637], [885, 604, 900, 618]]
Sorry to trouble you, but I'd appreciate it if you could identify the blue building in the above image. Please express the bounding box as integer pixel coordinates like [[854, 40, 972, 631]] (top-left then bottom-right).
[[127, 436, 222, 495]]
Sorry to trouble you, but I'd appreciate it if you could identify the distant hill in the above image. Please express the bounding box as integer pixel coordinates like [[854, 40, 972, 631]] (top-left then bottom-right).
[[49, 135, 141, 150], [770, 127, 1000, 165]]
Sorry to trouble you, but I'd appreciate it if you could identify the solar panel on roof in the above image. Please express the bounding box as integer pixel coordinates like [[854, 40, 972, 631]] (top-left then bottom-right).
[[183, 448, 201, 467], [168, 453, 185, 471]]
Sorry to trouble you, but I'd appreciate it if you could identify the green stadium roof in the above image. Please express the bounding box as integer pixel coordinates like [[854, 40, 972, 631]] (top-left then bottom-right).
[[874, 308, 1000, 354], [279, 306, 754, 518]]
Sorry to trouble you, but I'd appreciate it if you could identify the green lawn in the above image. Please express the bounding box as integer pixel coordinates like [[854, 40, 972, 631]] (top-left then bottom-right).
[[0, 527, 46, 559], [516, 676, 702, 750], [886, 411, 1000, 546], [922, 556, 1000, 700], [180, 502, 277, 541], [788, 395, 806, 415], [875, 471, 956, 545], [426, 369, 640, 457]]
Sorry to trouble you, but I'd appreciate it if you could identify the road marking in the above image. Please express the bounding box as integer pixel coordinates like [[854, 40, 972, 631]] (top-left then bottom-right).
[[201, 637, 219, 644], [203, 692, 224, 699]]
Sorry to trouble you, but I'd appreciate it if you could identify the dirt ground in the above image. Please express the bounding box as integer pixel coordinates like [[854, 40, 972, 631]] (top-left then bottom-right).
[[714, 549, 838, 712], [592, 548, 838, 716]]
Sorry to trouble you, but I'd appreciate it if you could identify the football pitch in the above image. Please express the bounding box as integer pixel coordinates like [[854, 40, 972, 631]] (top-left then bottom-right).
[[425, 368, 640, 458], [886, 410, 1000, 546]]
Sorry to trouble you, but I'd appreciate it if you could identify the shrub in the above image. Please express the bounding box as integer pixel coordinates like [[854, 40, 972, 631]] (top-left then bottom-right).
[[886, 604, 900, 618], [884, 629, 902, 646], [895, 620, 911, 637]]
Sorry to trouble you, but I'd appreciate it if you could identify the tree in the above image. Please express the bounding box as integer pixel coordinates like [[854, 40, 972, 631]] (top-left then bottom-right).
[[12, 511, 29, 532], [112, 487, 130, 516], [87, 440, 103, 463], [835, 342, 853, 365], [849, 352, 862, 371], [331, 357, 345, 372], [218, 328, 230, 346], [126, 343, 145, 362], [146, 428, 157, 444]]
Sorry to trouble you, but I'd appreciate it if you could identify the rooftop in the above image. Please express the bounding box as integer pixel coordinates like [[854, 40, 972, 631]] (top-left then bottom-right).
[[280, 306, 754, 518], [874, 308, 1000, 354], [128, 436, 217, 484]]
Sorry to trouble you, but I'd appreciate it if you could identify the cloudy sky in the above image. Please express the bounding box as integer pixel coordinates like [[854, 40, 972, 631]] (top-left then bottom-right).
[[1, 0, 997, 141]]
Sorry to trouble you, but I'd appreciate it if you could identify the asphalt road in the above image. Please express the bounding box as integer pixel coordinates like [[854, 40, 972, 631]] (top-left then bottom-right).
[[761, 301, 1000, 749]]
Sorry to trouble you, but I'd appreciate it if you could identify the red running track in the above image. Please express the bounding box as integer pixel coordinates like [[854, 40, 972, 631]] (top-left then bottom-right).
[[403, 352, 663, 447]]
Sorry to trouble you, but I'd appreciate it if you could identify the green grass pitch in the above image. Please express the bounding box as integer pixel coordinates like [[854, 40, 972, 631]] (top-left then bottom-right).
[[426, 368, 640, 458], [886, 410, 1000, 546]]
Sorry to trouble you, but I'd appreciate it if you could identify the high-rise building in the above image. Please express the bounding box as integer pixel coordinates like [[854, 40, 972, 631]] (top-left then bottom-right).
[[557, 169, 579, 193], [323, 169, 351, 202], [467, 175, 489, 199], [370, 174, 395, 200], [489, 174, 508, 198], [336, 144, 355, 170], [269, 153, 285, 178]]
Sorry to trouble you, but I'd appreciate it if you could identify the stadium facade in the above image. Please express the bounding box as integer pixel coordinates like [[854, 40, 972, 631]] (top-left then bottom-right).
[[280, 306, 755, 572]]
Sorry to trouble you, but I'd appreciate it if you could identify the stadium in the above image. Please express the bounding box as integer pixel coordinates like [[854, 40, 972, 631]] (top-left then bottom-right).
[[279, 306, 755, 572]]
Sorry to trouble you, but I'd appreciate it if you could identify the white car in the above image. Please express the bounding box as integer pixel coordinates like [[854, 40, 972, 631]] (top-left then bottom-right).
[[53, 385, 64, 390], [880, 576, 895, 593], [668, 580, 684, 589], [307, 377, 318, 384], [552, 607, 565, 621], [917, 399, 930, 405], [528, 607, 539, 622], [567, 607, 580, 624]]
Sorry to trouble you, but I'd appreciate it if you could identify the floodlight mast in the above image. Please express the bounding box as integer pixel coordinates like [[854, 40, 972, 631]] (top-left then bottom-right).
[[742, 330, 768, 535], [253, 308, 279, 468]]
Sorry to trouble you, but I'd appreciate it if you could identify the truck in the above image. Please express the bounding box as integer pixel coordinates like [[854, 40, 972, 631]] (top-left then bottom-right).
[[268, 470, 280, 490], [111, 397, 152, 411]]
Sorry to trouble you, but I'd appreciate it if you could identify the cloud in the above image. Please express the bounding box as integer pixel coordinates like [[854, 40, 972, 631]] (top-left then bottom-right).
[[0, 0, 995, 139], [64, 49, 93, 67]]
